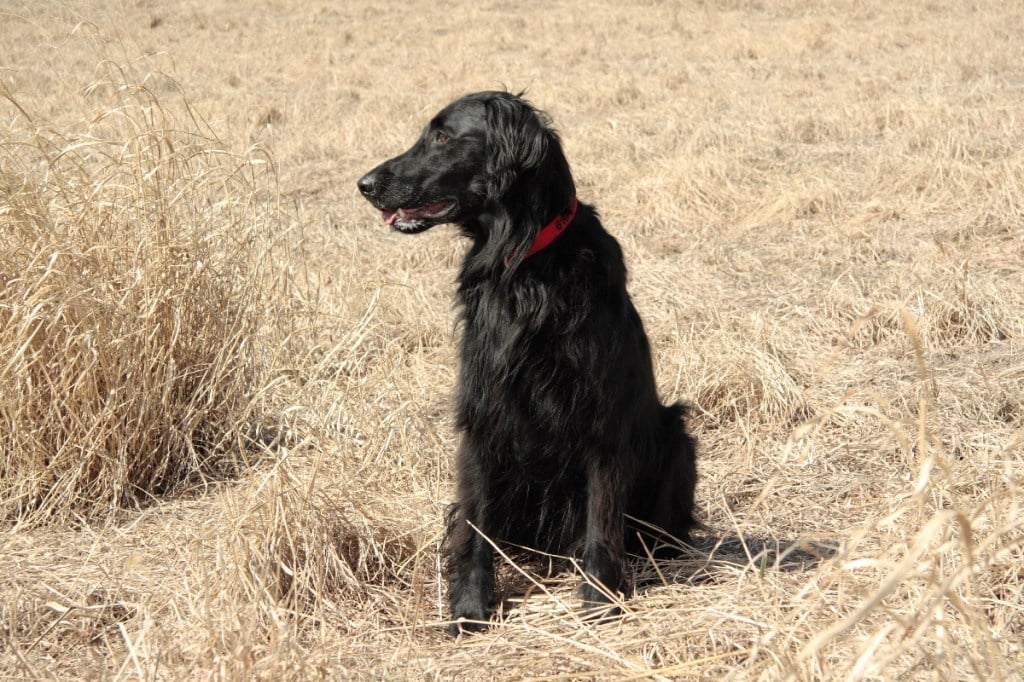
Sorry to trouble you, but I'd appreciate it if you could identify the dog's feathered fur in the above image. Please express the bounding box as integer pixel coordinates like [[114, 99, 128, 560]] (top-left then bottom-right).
[[357, 91, 698, 635]]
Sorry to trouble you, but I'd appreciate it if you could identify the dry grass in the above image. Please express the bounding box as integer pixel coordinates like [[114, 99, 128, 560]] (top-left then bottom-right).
[[2, 0, 1023, 679], [0, 74, 286, 524]]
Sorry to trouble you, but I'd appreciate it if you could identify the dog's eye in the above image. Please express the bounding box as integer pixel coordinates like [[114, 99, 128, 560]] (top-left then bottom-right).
[[433, 131, 450, 144]]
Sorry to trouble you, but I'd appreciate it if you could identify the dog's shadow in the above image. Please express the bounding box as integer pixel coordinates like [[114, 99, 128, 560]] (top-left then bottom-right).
[[493, 531, 838, 614], [632, 531, 839, 592]]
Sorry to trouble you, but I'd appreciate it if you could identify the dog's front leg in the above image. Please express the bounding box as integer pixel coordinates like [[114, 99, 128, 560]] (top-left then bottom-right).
[[446, 445, 495, 635], [447, 515, 494, 634], [580, 459, 625, 615]]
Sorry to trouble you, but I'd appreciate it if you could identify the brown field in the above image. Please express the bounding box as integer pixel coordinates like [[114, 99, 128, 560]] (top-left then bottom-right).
[[2, 0, 1022, 679]]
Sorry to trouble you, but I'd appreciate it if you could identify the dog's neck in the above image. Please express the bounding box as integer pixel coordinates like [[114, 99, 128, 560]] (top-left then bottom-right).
[[501, 197, 578, 268], [522, 197, 579, 260]]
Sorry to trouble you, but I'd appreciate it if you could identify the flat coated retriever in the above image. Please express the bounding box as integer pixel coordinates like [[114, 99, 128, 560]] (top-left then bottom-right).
[[357, 91, 697, 635]]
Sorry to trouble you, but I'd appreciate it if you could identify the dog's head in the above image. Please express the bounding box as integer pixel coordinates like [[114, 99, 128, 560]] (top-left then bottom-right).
[[357, 91, 574, 238]]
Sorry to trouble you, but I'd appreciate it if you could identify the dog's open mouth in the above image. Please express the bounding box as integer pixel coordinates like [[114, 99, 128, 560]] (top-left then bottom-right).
[[382, 199, 456, 233]]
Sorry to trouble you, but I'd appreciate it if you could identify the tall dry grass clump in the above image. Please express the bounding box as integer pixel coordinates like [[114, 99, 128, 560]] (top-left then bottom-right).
[[0, 75, 286, 524]]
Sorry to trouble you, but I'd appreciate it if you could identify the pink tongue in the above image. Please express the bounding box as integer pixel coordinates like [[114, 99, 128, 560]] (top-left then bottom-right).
[[382, 202, 450, 225]]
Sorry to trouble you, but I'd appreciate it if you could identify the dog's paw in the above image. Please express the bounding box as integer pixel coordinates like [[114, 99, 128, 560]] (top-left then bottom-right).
[[580, 584, 623, 622], [447, 616, 490, 637], [448, 598, 492, 637], [581, 602, 622, 622]]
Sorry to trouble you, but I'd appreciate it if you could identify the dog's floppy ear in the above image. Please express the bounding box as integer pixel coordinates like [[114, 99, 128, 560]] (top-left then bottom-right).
[[483, 95, 551, 198]]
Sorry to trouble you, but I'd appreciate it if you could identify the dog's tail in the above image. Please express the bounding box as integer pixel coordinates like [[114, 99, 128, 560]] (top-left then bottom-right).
[[658, 402, 701, 539]]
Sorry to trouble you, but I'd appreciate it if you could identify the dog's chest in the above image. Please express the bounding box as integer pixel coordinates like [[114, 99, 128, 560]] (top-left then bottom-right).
[[459, 287, 552, 382], [455, 280, 603, 452], [457, 275, 588, 364]]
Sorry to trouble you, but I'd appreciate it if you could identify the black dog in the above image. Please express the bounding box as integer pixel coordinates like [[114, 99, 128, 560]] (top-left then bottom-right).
[[358, 92, 697, 634]]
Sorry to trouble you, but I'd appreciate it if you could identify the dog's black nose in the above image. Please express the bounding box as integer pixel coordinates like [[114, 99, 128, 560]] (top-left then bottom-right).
[[357, 172, 378, 198]]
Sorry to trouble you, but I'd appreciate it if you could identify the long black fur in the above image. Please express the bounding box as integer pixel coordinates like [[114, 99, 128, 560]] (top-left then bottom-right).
[[357, 91, 698, 635]]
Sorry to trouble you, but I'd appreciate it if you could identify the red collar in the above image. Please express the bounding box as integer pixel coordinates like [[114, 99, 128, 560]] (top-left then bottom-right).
[[522, 197, 579, 261]]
